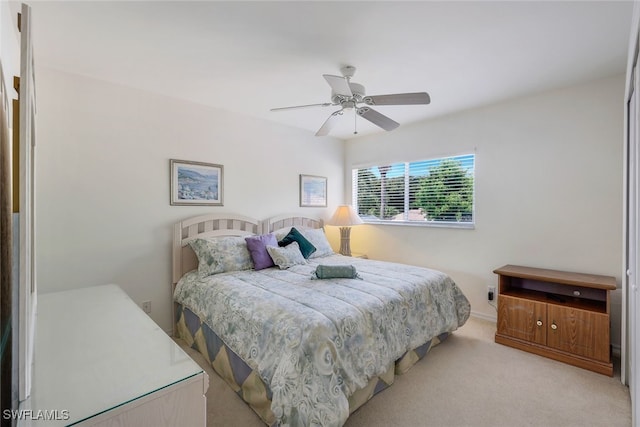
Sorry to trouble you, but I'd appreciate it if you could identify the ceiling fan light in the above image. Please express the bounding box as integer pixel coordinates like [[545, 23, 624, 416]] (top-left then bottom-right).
[[342, 101, 356, 109]]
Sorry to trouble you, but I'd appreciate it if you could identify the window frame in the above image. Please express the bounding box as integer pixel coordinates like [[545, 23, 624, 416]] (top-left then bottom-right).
[[351, 153, 476, 229]]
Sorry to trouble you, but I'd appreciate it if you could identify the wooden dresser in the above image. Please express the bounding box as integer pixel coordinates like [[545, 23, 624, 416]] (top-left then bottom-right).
[[493, 264, 616, 376], [20, 285, 208, 426]]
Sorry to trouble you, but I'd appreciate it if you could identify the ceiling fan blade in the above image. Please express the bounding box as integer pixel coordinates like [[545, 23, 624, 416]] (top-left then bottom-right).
[[271, 102, 333, 112], [363, 92, 431, 106], [357, 107, 400, 131], [323, 74, 352, 97], [315, 110, 343, 136]]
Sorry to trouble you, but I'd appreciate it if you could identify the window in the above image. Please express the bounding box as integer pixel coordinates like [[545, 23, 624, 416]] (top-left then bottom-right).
[[352, 154, 475, 227]]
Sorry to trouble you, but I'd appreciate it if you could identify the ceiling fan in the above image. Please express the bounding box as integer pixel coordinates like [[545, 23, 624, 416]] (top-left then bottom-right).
[[270, 65, 431, 136]]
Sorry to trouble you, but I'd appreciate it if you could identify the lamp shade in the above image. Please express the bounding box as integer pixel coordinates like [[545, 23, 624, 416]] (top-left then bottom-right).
[[328, 205, 364, 227]]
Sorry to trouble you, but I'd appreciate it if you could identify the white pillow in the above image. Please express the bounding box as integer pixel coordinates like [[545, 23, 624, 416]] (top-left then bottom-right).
[[299, 228, 334, 258], [266, 242, 307, 269], [189, 236, 253, 277]]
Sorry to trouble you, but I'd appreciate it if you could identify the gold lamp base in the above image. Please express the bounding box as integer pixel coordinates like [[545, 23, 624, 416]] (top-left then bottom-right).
[[339, 226, 352, 256]]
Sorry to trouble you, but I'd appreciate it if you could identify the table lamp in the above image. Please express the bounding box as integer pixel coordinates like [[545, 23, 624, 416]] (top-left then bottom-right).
[[328, 205, 363, 256]]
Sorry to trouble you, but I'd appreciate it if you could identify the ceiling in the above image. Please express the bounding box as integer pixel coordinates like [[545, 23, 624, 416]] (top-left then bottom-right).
[[29, 1, 633, 140]]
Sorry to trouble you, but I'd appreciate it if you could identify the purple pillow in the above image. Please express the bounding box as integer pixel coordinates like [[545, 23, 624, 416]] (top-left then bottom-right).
[[245, 233, 278, 270]]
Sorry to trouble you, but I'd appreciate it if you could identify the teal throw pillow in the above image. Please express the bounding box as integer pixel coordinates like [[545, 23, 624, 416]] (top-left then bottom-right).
[[278, 227, 316, 259], [313, 265, 361, 280]]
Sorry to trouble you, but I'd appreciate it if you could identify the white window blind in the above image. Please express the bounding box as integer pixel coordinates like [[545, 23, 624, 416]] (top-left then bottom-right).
[[352, 154, 475, 226]]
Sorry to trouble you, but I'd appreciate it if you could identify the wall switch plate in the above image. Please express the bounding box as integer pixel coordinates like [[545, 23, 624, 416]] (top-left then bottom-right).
[[141, 300, 151, 313]]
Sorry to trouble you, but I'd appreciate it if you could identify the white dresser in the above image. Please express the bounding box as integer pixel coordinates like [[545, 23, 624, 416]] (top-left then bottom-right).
[[19, 284, 208, 426]]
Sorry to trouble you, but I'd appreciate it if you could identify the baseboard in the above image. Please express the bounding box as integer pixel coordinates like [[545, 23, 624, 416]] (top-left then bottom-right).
[[470, 310, 497, 323], [612, 344, 621, 359]]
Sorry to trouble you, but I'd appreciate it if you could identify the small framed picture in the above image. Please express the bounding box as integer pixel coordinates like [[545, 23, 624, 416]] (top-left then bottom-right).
[[170, 159, 224, 206], [299, 174, 327, 207]]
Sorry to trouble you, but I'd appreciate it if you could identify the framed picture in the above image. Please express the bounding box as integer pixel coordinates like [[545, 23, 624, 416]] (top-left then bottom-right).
[[170, 159, 224, 206], [299, 174, 327, 207]]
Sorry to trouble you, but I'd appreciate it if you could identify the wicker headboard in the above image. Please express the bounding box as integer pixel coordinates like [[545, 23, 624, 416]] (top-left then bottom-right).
[[172, 213, 260, 285]]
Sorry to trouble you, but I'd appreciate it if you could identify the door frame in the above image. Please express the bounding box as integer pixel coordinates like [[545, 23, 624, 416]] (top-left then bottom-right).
[[623, 4, 640, 426]]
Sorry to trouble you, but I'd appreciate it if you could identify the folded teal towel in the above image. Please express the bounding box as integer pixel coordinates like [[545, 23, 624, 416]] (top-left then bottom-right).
[[312, 264, 361, 280]]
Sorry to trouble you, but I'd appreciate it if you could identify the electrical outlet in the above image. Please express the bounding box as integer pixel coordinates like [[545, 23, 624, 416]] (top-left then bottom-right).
[[488, 286, 496, 302], [141, 300, 151, 313]]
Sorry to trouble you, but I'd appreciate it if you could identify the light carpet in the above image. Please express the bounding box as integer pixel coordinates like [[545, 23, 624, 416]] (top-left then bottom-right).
[[177, 317, 631, 427]]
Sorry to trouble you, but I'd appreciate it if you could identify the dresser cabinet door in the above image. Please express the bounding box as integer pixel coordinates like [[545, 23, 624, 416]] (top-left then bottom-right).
[[546, 304, 610, 362], [497, 295, 546, 345]]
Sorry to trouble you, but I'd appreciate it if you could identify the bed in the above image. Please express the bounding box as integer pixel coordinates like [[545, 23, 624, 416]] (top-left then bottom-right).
[[172, 213, 470, 427]]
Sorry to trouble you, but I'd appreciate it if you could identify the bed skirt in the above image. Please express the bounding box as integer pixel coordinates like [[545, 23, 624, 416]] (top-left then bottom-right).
[[175, 303, 449, 426]]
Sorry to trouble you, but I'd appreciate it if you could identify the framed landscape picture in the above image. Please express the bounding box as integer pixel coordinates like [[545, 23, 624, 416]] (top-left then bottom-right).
[[299, 174, 327, 207], [170, 159, 224, 206]]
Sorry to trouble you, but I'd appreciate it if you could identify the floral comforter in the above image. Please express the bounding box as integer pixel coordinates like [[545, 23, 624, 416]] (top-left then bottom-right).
[[174, 255, 470, 427]]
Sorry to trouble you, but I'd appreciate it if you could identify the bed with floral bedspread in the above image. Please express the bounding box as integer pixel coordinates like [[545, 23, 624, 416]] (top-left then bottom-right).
[[174, 253, 470, 427]]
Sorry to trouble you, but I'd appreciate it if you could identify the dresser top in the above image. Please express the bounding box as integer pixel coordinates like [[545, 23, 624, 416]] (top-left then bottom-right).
[[493, 264, 617, 290], [27, 284, 204, 426]]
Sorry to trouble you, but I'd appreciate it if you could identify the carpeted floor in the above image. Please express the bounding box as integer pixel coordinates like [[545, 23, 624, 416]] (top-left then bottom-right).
[[177, 317, 631, 427]]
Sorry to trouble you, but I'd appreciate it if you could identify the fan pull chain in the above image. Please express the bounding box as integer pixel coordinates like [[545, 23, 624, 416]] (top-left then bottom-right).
[[354, 109, 358, 135]]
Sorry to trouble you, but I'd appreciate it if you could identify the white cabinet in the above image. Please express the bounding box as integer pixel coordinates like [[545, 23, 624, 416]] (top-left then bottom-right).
[[19, 285, 208, 426]]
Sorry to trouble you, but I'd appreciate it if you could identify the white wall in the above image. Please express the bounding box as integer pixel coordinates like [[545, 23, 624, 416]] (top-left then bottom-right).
[[345, 75, 624, 347], [0, 2, 20, 96], [35, 67, 344, 332]]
